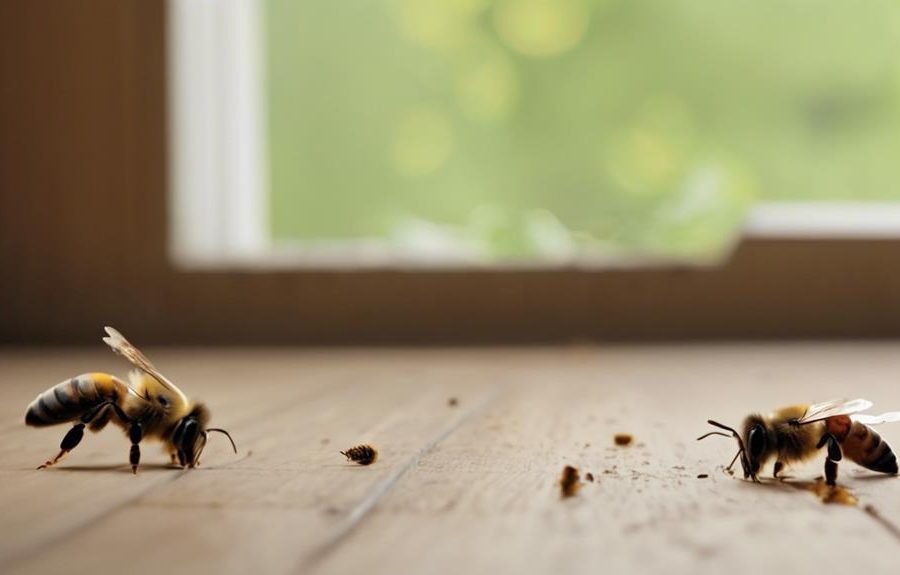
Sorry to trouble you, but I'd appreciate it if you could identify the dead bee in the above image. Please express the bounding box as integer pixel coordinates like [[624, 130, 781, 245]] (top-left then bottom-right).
[[25, 327, 237, 473], [699, 398, 899, 485], [559, 465, 581, 498], [341, 444, 378, 465], [614, 433, 633, 446]]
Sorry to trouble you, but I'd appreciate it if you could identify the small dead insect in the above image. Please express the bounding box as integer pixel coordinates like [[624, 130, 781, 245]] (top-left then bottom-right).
[[698, 398, 899, 485], [447, 397, 459, 407], [614, 433, 633, 446], [585, 472, 594, 482], [697, 474, 709, 479], [341, 444, 378, 466], [559, 465, 581, 498]]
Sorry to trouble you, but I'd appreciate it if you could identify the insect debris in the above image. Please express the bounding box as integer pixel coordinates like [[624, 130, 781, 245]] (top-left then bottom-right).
[[559, 465, 581, 498], [614, 433, 633, 446], [340, 444, 378, 466]]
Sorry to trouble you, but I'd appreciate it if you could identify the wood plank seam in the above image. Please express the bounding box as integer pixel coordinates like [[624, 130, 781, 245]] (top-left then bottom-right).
[[293, 386, 502, 574], [862, 505, 900, 543], [0, 468, 189, 570], [0, 377, 359, 569]]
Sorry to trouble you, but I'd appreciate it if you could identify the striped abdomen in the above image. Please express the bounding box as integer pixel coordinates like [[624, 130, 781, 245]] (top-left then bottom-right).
[[25, 373, 126, 427], [840, 421, 899, 474]]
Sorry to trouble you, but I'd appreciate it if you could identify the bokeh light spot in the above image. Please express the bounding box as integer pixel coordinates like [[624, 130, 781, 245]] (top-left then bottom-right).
[[391, 106, 454, 177], [494, 0, 590, 57], [455, 50, 519, 121], [607, 128, 678, 194], [393, 0, 488, 52]]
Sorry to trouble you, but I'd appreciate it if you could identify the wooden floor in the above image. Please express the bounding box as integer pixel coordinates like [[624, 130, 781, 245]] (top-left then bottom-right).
[[2, 344, 900, 574]]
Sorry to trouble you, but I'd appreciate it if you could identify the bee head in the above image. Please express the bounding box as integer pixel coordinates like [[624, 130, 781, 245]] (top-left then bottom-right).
[[742, 415, 770, 478], [171, 404, 237, 468]]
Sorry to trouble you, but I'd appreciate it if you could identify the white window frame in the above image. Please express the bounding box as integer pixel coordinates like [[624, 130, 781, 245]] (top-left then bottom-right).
[[168, 0, 268, 268]]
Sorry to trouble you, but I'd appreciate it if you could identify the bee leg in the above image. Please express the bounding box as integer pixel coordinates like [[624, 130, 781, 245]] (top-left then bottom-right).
[[37, 423, 86, 469], [110, 403, 131, 424], [821, 434, 843, 486], [128, 422, 143, 475], [773, 461, 784, 480], [87, 404, 113, 432], [825, 459, 839, 486], [37, 402, 116, 470], [170, 452, 179, 466]]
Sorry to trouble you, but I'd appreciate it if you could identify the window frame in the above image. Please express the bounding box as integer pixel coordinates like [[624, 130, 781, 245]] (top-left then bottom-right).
[[168, 0, 269, 266]]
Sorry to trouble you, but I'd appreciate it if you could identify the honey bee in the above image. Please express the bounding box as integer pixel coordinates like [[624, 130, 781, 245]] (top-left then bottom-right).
[[340, 444, 378, 466], [25, 327, 237, 473], [699, 398, 899, 485]]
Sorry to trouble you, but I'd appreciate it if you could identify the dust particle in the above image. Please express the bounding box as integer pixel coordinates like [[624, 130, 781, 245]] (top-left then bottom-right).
[[697, 474, 709, 479], [585, 472, 594, 482], [614, 433, 633, 446], [448, 397, 459, 407], [559, 465, 581, 498]]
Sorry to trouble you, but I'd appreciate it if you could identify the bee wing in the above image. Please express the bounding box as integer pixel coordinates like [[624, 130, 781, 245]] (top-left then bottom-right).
[[102, 327, 187, 400], [123, 369, 153, 401], [851, 412, 900, 425], [796, 398, 874, 424]]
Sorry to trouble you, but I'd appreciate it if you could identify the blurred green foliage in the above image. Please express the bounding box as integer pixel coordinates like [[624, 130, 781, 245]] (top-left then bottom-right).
[[267, 0, 900, 260]]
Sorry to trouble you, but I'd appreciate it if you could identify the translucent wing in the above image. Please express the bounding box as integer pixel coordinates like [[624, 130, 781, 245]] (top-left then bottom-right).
[[796, 398, 874, 425], [115, 371, 151, 402], [102, 327, 187, 402], [852, 412, 900, 425]]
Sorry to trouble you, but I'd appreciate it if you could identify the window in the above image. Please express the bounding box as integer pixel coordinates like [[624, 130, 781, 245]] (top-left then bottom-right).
[[169, 0, 900, 269], [10, 0, 900, 345]]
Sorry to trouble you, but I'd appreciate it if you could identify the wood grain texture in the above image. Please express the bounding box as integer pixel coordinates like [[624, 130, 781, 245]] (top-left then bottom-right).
[[1, 344, 900, 574]]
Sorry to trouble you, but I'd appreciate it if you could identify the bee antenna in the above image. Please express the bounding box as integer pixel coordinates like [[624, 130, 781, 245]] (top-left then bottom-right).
[[706, 420, 745, 449], [701, 419, 753, 480], [206, 428, 238, 454], [697, 431, 732, 441], [706, 419, 740, 436], [727, 449, 742, 472]]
